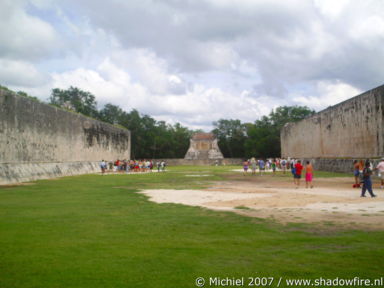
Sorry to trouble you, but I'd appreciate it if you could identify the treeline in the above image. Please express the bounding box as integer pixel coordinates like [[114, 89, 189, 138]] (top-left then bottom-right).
[[212, 106, 315, 158], [48, 87, 194, 159], [2, 85, 315, 159]]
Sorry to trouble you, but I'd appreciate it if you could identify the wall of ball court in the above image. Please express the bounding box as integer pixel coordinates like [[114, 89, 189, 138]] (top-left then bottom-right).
[[280, 84, 384, 172], [0, 88, 131, 184]]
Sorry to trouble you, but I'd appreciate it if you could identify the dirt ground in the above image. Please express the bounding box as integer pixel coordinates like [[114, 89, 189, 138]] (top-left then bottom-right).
[[140, 172, 384, 230]]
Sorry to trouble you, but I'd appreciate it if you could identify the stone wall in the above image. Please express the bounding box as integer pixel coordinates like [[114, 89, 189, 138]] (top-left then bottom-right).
[[281, 85, 384, 159], [293, 158, 381, 173], [0, 162, 101, 184], [0, 88, 131, 184]]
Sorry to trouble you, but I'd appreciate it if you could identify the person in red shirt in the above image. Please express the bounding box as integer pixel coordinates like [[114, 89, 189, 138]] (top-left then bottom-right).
[[294, 160, 304, 188]]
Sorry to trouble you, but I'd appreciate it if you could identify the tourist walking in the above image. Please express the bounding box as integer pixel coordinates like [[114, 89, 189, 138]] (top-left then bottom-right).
[[294, 160, 303, 188], [161, 160, 166, 172], [361, 161, 377, 197], [271, 159, 276, 176], [305, 161, 314, 188], [290, 159, 296, 182], [250, 157, 257, 175], [100, 160, 106, 174], [266, 159, 271, 171], [281, 158, 287, 174], [358, 159, 364, 172], [259, 159, 265, 175], [375, 157, 384, 189], [243, 159, 249, 175], [353, 160, 360, 188], [290, 159, 295, 172]]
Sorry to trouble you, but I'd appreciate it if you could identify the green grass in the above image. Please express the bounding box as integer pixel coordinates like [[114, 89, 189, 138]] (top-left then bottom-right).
[[0, 166, 383, 288]]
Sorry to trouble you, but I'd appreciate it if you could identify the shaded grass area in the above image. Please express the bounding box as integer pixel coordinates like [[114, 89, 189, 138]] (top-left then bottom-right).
[[0, 167, 383, 288]]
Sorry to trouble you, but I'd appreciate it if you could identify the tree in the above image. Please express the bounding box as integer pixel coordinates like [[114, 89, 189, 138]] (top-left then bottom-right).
[[212, 119, 247, 158], [245, 117, 280, 158], [116, 109, 194, 159], [49, 86, 98, 118], [118, 109, 145, 159], [45, 87, 314, 159], [171, 123, 193, 158], [99, 103, 124, 124], [244, 106, 314, 158], [269, 106, 315, 127]]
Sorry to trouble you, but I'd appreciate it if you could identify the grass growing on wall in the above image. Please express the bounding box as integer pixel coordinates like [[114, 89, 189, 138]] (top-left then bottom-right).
[[0, 166, 382, 288]]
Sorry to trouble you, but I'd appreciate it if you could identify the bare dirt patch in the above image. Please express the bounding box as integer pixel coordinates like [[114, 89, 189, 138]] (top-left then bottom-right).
[[140, 175, 384, 230]]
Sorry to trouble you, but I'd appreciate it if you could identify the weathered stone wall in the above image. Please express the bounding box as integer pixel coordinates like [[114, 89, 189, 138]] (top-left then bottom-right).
[[0, 88, 131, 184], [281, 85, 384, 159], [0, 162, 101, 184], [292, 158, 381, 173]]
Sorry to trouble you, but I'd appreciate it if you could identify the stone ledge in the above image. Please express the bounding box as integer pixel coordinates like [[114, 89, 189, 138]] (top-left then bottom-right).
[[296, 158, 381, 173], [0, 162, 100, 185]]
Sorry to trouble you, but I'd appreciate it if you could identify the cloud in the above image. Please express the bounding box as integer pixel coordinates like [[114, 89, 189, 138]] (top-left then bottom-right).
[[291, 80, 362, 110], [0, 0, 59, 60], [107, 49, 187, 95], [0, 59, 48, 87], [48, 52, 274, 130], [1, 0, 384, 130], [313, 0, 351, 20]]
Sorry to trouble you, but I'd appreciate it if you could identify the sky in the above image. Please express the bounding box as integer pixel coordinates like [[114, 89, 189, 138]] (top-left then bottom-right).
[[1, 0, 384, 130]]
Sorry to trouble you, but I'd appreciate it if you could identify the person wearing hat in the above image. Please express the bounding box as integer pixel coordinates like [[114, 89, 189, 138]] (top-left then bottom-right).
[[375, 157, 384, 189]]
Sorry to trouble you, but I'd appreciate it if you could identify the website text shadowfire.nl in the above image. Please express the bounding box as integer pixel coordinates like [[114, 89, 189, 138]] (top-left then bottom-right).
[[195, 276, 384, 287]]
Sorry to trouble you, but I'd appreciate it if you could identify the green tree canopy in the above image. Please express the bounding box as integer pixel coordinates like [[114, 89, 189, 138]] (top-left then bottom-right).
[[212, 119, 247, 158], [99, 103, 125, 125], [49, 86, 98, 118], [269, 106, 315, 127], [103, 108, 194, 159], [244, 106, 315, 158], [21, 85, 316, 159]]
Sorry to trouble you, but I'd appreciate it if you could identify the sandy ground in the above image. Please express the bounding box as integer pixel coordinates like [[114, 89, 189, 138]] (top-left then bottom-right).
[[140, 174, 384, 230]]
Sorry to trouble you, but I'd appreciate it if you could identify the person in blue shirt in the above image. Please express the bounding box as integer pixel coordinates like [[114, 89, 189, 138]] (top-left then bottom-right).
[[258, 159, 265, 175], [361, 161, 377, 198]]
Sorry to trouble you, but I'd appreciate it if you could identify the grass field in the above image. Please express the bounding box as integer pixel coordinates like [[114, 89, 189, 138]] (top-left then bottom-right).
[[0, 166, 383, 288]]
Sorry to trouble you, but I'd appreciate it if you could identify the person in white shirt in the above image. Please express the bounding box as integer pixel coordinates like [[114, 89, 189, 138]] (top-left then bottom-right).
[[100, 160, 106, 174]]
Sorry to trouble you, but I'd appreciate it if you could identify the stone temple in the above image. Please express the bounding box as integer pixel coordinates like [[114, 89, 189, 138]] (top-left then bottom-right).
[[184, 133, 224, 160]]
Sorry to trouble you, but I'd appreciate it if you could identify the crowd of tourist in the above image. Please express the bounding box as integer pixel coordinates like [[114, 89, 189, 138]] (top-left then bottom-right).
[[352, 157, 384, 197], [242, 158, 314, 189], [99, 156, 384, 198], [242, 157, 384, 196], [99, 159, 167, 174]]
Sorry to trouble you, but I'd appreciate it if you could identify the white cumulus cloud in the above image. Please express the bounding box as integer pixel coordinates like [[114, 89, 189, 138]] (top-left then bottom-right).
[[292, 80, 362, 110], [1, 0, 384, 129]]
